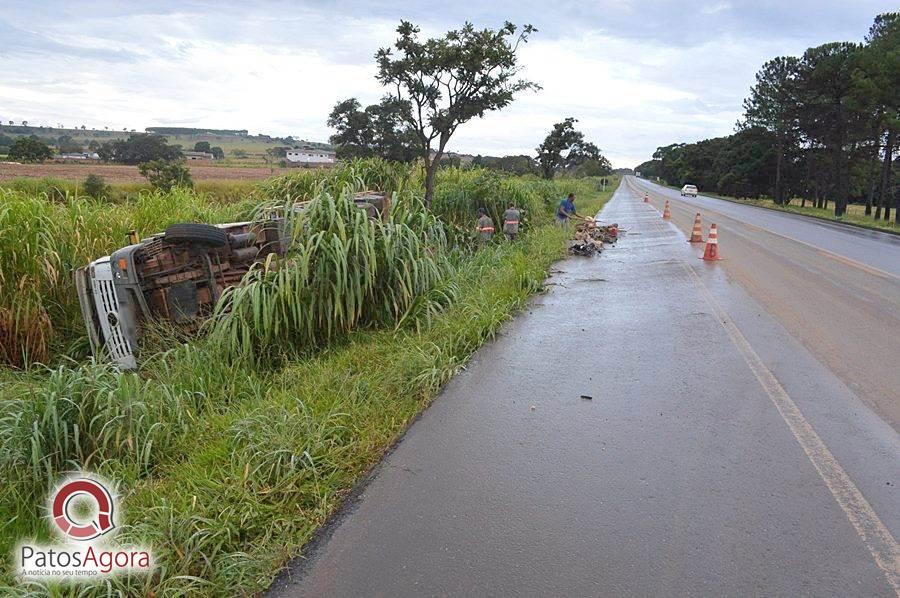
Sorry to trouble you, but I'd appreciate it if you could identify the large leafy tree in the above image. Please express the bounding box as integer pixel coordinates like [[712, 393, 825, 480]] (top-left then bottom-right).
[[8, 136, 53, 163], [376, 21, 538, 206], [327, 97, 419, 162], [536, 118, 610, 179], [98, 134, 183, 164], [327, 98, 375, 159], [742, 56, 801, 204]]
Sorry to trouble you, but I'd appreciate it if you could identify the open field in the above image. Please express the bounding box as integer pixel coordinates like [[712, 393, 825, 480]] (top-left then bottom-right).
[[0, 161, 295, 183]]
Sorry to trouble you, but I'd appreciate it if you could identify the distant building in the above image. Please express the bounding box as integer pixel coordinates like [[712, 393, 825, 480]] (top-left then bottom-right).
[[183, 151, 215, 161], [285, 147, 336, 167], [58, 152, 100, 161]]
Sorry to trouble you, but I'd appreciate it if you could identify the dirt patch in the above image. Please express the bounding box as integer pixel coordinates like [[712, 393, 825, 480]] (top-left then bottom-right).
[[0, 162, 295, 183]]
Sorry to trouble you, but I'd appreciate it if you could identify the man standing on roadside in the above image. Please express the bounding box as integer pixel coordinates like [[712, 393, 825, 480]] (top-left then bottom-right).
[[502, 202, 521, 241], [476, 207, 495, 245], [557, 193, 578, 229]]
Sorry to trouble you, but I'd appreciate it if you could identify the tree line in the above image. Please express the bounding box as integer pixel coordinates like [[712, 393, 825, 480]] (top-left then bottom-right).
[[2, 132, 224, 164], [636, 12, 898, 224]]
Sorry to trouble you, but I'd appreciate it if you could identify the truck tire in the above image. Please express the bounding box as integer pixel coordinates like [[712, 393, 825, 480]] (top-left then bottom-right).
[[164, 223, 227, 247]]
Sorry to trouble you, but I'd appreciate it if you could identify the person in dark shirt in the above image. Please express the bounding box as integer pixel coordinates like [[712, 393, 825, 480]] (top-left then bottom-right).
[[557, 193, 578, 228]]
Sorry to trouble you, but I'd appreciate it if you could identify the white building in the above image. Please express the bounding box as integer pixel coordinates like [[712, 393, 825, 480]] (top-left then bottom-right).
[[285, 147, 336, 167]]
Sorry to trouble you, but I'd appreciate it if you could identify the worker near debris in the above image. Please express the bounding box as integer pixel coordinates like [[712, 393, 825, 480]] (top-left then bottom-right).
[[557, 193, 579, 228], [475, 207, 495, 245], [502, 202, 521, 241]]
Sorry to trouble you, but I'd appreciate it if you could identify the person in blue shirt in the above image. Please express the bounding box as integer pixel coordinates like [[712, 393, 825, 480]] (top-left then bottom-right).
[[557, 193, 579, 228]]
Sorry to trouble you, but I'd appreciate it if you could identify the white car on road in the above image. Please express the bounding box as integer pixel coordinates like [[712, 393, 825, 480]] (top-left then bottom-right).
[[681, 184, 698, 197]]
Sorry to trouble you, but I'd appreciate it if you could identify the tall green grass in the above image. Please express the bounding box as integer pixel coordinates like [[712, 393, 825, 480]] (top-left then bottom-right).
[[0, 188, 254, 367], [210, 186, 451, 364]]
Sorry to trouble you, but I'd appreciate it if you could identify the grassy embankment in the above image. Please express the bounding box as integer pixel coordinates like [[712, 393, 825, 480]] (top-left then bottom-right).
[[0, 162, 616, 595], [734, 197, 896, 233]]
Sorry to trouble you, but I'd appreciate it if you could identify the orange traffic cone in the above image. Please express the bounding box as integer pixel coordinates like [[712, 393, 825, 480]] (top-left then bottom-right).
[[662, 200, 671, 220], [643, 193, 649, 203], [688, 212, 704, 243], [701, 224, 723, 260]]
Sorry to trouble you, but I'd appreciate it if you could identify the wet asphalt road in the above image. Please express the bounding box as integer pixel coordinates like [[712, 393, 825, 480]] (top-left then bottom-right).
[[626, 176, 900, 431], [270, 181, 899, 597]]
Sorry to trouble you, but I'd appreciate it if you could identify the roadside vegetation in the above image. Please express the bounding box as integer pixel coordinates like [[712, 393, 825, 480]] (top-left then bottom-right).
[[637, 12, 898, 228], [0, 15, 619, 593], [0, 156, 614, 594]]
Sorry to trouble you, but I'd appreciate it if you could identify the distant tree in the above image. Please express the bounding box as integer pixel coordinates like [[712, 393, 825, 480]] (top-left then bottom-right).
[[796, 42, 864, 217], [328, 98, 375, 159], [473, 154, 538, 175], [57, 135, 83, 153], [21, 121, 27, 127], [231, 149, 248, 158], [138, 160, 193, 192], [210, 146, 225, 160], [860, 12, 900, 223], [742, 56, 801, 204], [8, 136, 52, 163], [368, 96, 420, 162], [327, 96, 419, 161], [81, 125, 86, 130], [536, 118, 610, 178], [97, 134, 183, 164], [7, 121, 12, 126], [87, 139, 101, 151], [82, 173, 110, 199], [376, 20, 538, 206], [193, 141, 211, 152]]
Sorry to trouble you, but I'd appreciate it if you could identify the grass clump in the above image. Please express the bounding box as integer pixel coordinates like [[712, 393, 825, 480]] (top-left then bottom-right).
[[211, 186, 451, 364]]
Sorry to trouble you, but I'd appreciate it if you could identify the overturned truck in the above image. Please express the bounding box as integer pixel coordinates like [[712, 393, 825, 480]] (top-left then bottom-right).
[[76, 192, 388, 369]]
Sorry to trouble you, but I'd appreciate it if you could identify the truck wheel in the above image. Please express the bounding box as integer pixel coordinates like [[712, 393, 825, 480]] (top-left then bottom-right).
[[164, 223, 227, 247]]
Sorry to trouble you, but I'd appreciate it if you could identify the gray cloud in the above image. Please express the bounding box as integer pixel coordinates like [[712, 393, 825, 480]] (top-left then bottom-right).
[[1, 0, 895, 167]]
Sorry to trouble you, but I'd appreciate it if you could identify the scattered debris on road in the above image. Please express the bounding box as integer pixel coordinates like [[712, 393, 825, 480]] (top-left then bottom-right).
[[566, 218, 620, 256]]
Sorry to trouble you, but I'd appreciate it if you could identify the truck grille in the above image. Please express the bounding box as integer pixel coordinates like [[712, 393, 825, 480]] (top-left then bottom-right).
[[95, 275, 132, 363]]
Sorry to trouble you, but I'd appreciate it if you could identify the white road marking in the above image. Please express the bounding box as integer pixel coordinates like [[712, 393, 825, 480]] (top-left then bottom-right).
[[682, 259, 900, 596]]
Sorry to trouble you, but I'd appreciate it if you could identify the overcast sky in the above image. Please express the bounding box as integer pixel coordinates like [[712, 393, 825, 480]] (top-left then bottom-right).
[[0, 1, 893, 167]]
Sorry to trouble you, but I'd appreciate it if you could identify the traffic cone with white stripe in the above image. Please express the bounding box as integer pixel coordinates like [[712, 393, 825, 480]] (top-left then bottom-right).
[[701, 224, 723, 260], [687, 212, 704, 243], [643, 193, 649, 203], [662, 200, 671, 220]]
